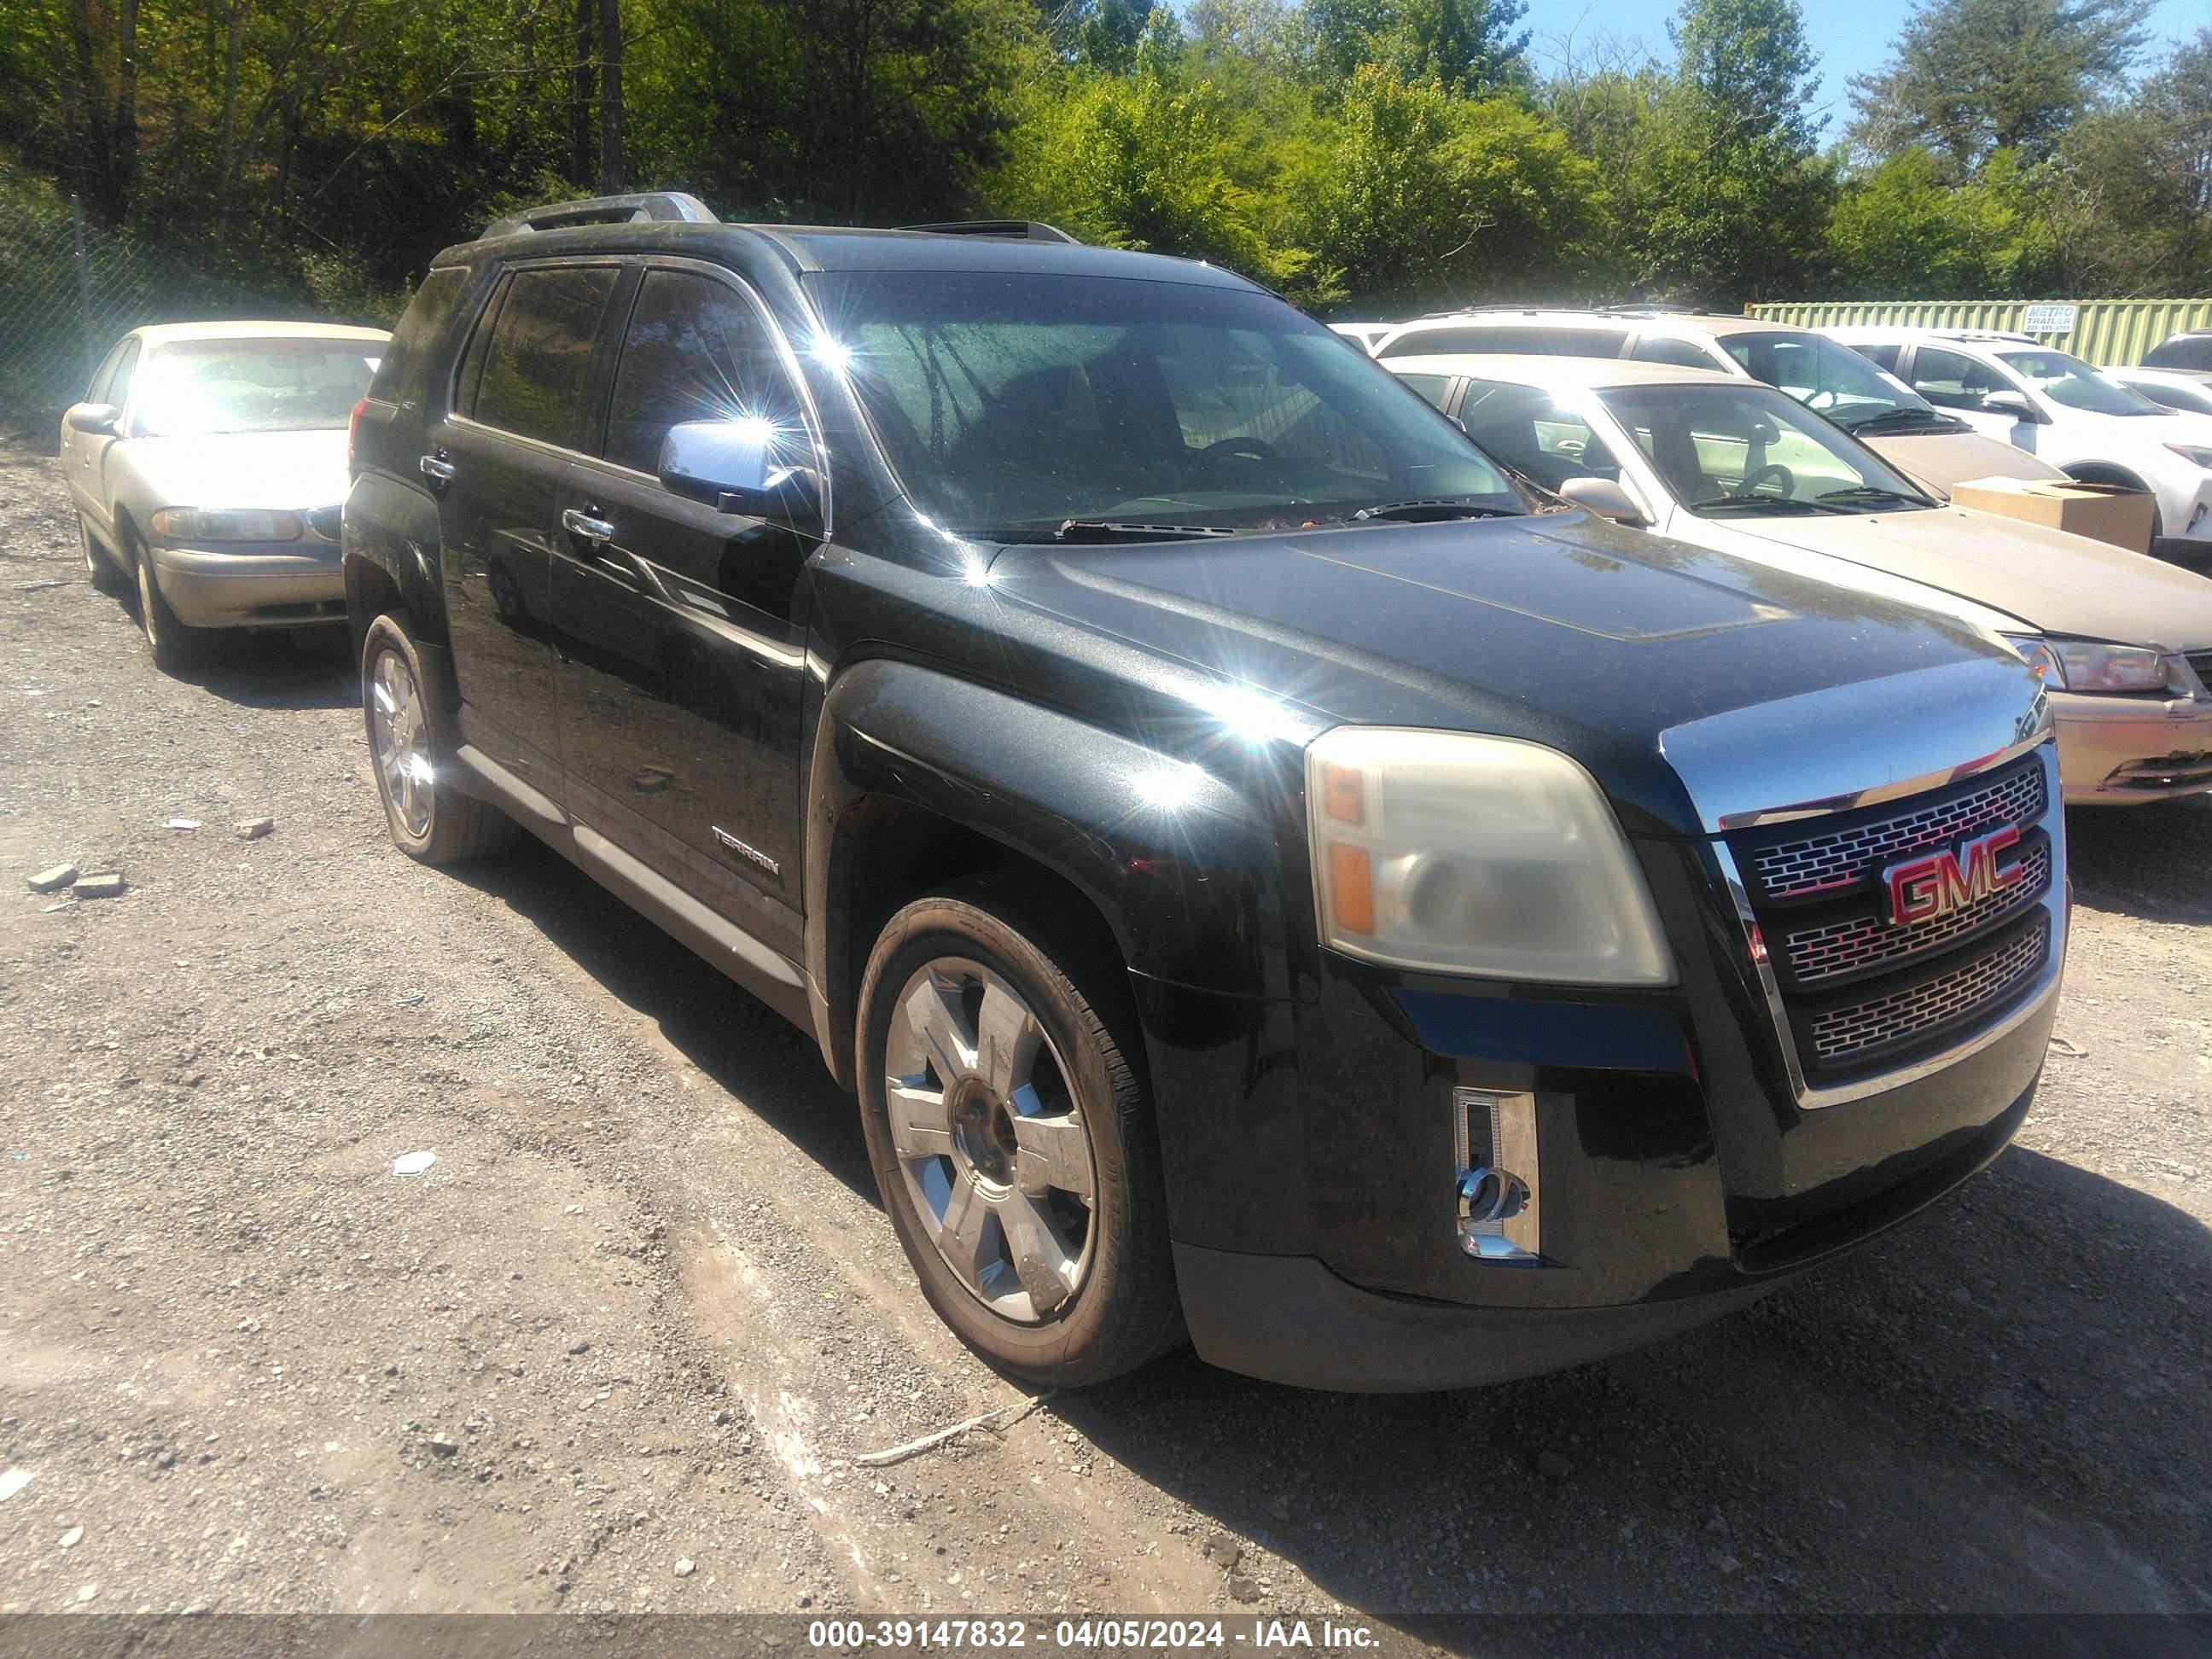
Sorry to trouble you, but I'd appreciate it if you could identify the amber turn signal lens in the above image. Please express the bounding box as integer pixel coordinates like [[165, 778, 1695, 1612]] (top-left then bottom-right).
[[1321, 762, 1365, 825], [1328, 842, 1375, 934]]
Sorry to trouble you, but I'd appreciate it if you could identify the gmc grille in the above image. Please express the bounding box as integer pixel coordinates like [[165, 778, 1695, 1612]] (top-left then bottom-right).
[[1778, 839, 2050, 988], [1749, 764, 2044, 902], [1807, 918, 2048, 1066], [1729, 752, 2053, 1083]]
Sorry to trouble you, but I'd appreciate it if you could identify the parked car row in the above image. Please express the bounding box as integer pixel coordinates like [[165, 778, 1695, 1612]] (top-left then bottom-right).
[[53, 202, 2201, 1394], [1342, 309, 2212, 550]]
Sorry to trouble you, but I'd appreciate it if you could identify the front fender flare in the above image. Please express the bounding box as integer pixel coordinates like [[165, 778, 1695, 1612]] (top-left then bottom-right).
[[805, 657, 1300, 1079]]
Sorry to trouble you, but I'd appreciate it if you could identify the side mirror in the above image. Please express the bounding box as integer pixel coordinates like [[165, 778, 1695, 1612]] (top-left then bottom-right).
[[1982, 390, 2040, 423], [64, 402, 120, 436], [658, 419, 821, 531], [1559, 476, 1648, 525]]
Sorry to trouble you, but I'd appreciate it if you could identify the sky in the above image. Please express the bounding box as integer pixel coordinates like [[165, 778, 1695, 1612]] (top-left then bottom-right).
[[1522, 0, 2208, 135]]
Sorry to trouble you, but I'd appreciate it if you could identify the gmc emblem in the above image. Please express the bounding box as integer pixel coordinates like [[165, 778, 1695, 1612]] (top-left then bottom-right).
[[1884, 825, 2024, 927]]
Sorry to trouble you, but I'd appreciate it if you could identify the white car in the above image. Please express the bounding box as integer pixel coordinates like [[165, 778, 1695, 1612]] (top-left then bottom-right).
[[1370, 307, 2059, 495], [1387, 352, 2212, 803], [1819, 325, 2212, 547], [2112, 367, 2212, 420], [1328, 321, 1392, 353], [59, 320, 390, 670]]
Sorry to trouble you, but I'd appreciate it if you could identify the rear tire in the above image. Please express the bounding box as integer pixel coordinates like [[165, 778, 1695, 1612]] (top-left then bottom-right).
[[79, 514, 125, 593], [857, 883, 1183, 1388], [361, 612, 521, 864], [128, 527, 212, 672]]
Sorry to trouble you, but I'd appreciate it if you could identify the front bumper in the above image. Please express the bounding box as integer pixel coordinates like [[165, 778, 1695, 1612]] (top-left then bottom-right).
[[1137, 748, 2062, 1392], [1178, 1072, 2033, 1393], [2053, 688, 2212, 802], [148, 540, 345, 630]]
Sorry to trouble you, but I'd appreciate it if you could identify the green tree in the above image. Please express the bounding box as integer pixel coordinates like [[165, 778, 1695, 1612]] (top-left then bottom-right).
[[1300, 66, 1595, 311], [988, 13, 1320, 294], [1635, 0, 1832, 303], [2037, 26, 2212, 294], [1847, 0, 2153, 170], [1304, 0, 1529, 97], [1824, 146, 2054, 296]]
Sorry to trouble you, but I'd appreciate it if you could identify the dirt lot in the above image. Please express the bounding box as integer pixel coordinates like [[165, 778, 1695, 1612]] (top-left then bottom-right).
[[1, 437, 2209, 1635]]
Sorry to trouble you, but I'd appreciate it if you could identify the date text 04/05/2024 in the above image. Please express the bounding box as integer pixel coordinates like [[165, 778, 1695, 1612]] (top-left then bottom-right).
[[804, 1619, 1382, 1650]]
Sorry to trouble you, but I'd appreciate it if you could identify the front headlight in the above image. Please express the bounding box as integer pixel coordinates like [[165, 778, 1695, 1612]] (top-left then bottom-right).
[[1306, 727, 1675, 984], [2163, 443, 2212, 470], [149, 507, 304, 542], [2057, 640, 2168, 693]]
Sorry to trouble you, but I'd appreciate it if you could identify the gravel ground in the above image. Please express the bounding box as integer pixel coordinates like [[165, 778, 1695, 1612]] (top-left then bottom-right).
[[1, 436, 2208, 1633]]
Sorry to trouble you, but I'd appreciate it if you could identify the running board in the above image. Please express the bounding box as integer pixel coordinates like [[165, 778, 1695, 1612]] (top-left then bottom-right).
[[454, 743, 567, 833], [573, 824, 806, 991]]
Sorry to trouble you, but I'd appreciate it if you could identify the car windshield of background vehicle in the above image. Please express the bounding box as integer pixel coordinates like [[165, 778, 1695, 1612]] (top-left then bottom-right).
[[1720, 331, 1942, 432], [2128, 378, 2212, 418], [1994, 350, 2167, 416], [131, 340, 382, 437], [1598, 383, 1933, 517], [1456, 381, 1625, 492], [806, 271, 1522, 537]]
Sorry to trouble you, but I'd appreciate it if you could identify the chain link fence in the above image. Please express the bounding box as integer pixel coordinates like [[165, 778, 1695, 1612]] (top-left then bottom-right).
[[0, 170, 309, 425]]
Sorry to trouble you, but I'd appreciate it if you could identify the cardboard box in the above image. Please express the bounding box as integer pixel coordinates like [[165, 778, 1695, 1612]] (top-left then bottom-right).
[[1948, 476, 2157, 554]]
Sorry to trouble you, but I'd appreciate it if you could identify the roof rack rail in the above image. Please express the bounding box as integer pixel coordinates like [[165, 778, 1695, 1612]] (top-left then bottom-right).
[[481, 191, 716, 241], [897, 219, 1080, 244], [1595, 302, 1710, 316], [1409, 306, 1561, 320]]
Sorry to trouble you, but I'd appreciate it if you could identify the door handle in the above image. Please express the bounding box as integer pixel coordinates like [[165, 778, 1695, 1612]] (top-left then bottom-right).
[[562, 507, 614, 550], [420, 452, 456, 486]]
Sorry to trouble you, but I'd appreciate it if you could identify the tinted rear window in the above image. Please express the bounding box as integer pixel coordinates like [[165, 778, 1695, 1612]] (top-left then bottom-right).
[[2145, 335, 2212, 371], [1378, 325, 1627, 359], [465, 265, 622, 450], [370, 266, 473, 411]]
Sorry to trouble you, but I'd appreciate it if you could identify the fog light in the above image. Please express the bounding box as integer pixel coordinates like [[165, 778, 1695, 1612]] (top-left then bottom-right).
[[1453, 1087, 1540, 1262]]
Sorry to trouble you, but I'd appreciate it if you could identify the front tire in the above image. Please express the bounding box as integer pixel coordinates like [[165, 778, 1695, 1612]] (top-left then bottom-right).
[[857, 886, 1182, 1387], [361, 613, 521, 864], [129, 528, 212, 672]]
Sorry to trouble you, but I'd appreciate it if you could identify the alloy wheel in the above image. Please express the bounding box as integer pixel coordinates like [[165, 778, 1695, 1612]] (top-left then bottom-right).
[[882, 957, 1097, 1323], [369, 647, 434, 839]]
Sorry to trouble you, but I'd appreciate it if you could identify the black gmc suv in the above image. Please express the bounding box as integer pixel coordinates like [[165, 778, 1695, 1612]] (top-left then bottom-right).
[[344, 193, 2068, 1391]]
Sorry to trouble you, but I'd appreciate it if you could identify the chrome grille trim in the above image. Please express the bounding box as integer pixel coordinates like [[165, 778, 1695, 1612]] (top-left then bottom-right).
[[1782, 841, 2051, 986], [1808, 923, 2047, 1065], [1750, 763, 2044, 900], [1704, 743, 2068, 1111]]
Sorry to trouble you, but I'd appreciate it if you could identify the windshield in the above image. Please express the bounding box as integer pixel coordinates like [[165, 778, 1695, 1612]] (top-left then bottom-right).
[[1994, 350, 2166, 416], [132, 339, 382, 437], [1719, 330, 1944, 432], [1597, 382, 1932, 516], [806, 271, 1520, 537]]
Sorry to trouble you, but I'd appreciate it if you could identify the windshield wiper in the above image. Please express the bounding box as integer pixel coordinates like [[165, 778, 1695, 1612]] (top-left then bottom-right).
[[1350, 498, 1520, 523], [1684, 494, 1844, 515], [1049, 521, 1241, 544], [1839, 407, 1965, 435], [1815, 485, 1935, 508]]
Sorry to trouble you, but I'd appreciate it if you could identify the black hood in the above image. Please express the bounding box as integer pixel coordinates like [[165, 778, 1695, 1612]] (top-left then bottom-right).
[[984, 509, 2015, 837]]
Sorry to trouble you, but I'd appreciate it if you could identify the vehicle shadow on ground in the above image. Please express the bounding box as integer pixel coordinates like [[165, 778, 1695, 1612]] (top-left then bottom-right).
[[1058, 1148, 2211, 1624], [447, 835, 876, 1200], [2067, 795, 2212, 926], [85, 582, 359, 709]]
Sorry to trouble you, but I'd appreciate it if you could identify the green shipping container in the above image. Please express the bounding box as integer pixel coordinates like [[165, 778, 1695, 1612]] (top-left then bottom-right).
[[1747, 298, 2212, 368]]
